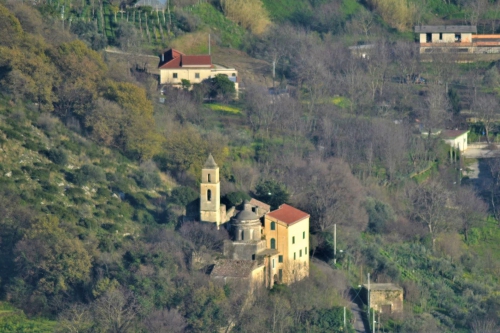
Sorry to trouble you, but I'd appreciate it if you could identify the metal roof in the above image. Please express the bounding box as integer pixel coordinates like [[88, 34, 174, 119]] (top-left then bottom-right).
[[414, 25, 477, 33]]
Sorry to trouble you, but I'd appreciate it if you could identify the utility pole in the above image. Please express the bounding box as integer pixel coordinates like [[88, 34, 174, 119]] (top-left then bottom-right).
[[334, 223, 337, 264], [367, 273, 370, 314], [343, 306, 346, 329], [272, 60, 276, 91], [61, 5, 65, 30]]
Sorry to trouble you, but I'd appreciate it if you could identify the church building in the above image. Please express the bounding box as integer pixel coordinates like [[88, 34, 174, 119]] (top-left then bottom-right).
[[200, 154, 310, 288]]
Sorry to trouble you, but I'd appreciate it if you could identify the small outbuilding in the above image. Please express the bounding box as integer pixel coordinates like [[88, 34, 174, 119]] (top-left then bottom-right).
[[362, 283, 403, 314], [442, 130, 469, 152]]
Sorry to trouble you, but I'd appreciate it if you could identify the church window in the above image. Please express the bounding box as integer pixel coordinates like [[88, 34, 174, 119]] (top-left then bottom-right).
[[279, 255, 283, 263], [272, 259, 275, 268], [305, 247, 308, 255], [207, 189, 212, 201], [270, 222, 276, 230], [292, 236, 295, 244], [294, 252, 296, 260], [270, 238, 276, 249], [250, 229, 254, 240], [300, 250, 302, 257], [208, 174, 211, 183], [303, 231, 306, 239], [239, 230, 243, 241], [241, 230, 245, 240]]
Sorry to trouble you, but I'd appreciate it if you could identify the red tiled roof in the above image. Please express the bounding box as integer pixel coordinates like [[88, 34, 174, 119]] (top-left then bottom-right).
[[442, 130, 468, 139], [158, 48, 212, 69], [182, 55, 212, 66], [267, 204, 309, 225]]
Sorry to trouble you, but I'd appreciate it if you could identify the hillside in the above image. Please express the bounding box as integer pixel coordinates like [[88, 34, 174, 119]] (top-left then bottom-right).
[[2, 0, 500, 332]]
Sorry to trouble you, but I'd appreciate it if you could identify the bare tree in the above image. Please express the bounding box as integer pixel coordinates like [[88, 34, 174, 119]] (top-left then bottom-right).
[[56, 303, 92, 333], [178, 221, 229, 251], [472, 93, 499, 144], [454, 186, 488, 242], [142, 309, 187, 333], [294, 158, 367, 233], [93, 288, 140, 333], [407, 181, 455, 251]]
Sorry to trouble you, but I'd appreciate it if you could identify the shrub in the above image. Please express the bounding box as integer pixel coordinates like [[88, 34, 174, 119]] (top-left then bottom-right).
[[72, 164, 106, 185], [134, 209, 156, 224], [365, 197, 395, 234], [30, 168, 50, 182], [36, 113, 58, 133], [134, 169, 162, 190], [60, 139, 81, 154], [65, 187, 85, 199], [0, 126, 23, 140], [222, 191, 251, 207], [126, 192, 149, 208], [46, 148, 68, 166], [170, 186, 198, 207], [221, 0, 271, 34], [23, 139, 43, 151]]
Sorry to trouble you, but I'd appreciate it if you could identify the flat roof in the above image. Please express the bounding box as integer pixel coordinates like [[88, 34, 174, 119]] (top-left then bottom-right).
[[362, 283, 403, 291], [414, 25, 477, 33]]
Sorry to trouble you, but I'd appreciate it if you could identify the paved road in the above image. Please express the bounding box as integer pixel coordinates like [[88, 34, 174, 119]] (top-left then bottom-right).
[[350, 301, 367, 333], [463, 147, 500, 158]]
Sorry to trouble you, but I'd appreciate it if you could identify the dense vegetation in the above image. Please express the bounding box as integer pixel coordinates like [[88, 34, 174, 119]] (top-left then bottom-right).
[[2, 0, 500, 332]]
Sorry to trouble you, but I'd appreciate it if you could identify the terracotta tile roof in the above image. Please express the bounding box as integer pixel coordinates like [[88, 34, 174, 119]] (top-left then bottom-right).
[[210, 259, 257, 278], [266, 204, 309, 225], [182, 55, 212, 66], [158, 48, 212, 69], [249, 198, 270, 213], [442, 130, 468, 139]]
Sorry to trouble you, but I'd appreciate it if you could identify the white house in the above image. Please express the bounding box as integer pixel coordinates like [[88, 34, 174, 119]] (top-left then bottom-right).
[[442, 130, 469, 152]]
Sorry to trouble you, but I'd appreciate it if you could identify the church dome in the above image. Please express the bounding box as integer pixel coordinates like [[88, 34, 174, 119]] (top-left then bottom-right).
[[234, 209, 258, 222]]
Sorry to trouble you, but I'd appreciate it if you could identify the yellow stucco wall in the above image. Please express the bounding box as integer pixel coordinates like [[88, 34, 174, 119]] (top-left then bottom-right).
[[263, 216, 309, 284], [160, 68, 213, 85]]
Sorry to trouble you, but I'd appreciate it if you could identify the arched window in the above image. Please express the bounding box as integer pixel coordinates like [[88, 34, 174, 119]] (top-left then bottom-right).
[[208, 174, 211, 183], [207, 189, 212, 201], [270, 222, 276, 230], [270, 238, 276, 249]]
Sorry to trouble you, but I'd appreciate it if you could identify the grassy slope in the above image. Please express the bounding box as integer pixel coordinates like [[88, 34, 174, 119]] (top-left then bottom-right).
[[0, 99, 172, 244]]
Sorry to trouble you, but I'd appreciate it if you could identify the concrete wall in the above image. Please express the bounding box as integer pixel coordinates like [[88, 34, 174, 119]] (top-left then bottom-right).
[[444, 133, 468, 151], [224, 240, 266, 260], [369, 289, 403, 313], [419, 32, 473, 44]]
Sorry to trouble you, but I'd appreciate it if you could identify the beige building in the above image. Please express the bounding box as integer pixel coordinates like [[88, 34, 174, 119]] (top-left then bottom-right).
[[158, 48, 238, 91], [362, 283, 403, 314], [202, 154, 310, 288], [415, 25, 475, 45], [264, 204, 310, 283], [442, 130, 468, 152]]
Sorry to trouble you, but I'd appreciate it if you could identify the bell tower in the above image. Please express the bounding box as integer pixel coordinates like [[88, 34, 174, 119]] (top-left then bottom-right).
[[200, 153, 221, 225]]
